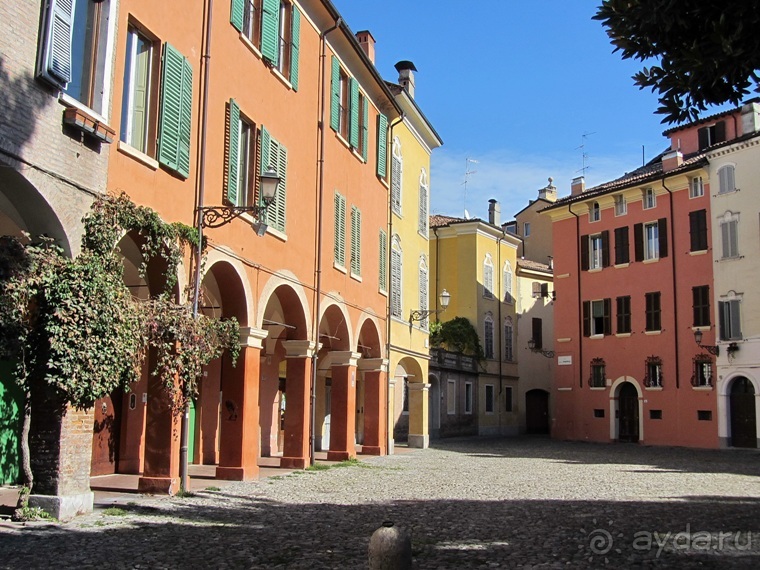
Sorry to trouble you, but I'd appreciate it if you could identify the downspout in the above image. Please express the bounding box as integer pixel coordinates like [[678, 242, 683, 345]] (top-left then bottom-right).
[[310, 17, 342, 466], [568, 204, 583, 388], [183, 0, 214, 494], [661, 178, 680, 388], [496, 229, 505, 433], [385, 113, 404, 454]]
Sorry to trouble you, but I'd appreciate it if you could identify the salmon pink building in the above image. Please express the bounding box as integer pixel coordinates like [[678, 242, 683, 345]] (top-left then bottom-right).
[[543, 102, 760, 448]]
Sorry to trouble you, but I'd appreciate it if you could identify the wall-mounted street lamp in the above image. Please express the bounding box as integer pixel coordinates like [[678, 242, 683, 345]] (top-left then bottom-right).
[[527, 338, 554, 358], [693, 329, 719, 356], [180, 166, 281, 493], [409, 289, 451, 327], [198, 166, 280, 229]]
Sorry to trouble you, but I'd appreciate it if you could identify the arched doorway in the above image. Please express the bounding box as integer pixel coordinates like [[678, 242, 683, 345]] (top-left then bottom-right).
[[730, 377, 757, 448], [525, 389, 550, 434], [618, 382, 639, 442]]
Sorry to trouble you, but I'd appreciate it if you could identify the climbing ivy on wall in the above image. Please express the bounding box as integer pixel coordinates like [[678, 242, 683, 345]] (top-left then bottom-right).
[[429, 317, 484, 360], [0, 193, 239, 518]]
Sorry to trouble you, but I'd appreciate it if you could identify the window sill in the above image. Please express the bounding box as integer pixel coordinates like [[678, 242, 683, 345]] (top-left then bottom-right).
[[266, 225, 287, 242], [716, 189, 739, 196], [59, 93, 108, 124], [418, 231, 429, 240], [239, 33, 263, 60], [351, 147, 366, 163], [588, 267, 602, 273], [615, 333, 632, 338], [691, 326, 711, 332], [718, 255, 743, 262], [589, 387, 607, 391], [645, 386, 663, 391], [644, 330, 662, 336], [333, 262, 347, 274], [689, 250, 708, 256], [118, 141, 159, 170], [614, 263, 629, 269], [557, 337, 572, 343], [589, 334, 604, 340], [643, 257, 660, 264], [350, 272, 362, 283], [692, 386, 713, 391], [62, 105, 115, 144], [335, 132, 351, 150], [271, 67, 293, 90], [379, 289, 388, 297]]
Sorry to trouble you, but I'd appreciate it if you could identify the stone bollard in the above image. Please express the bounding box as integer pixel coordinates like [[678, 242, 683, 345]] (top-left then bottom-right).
[[368, 521, 412, 569]]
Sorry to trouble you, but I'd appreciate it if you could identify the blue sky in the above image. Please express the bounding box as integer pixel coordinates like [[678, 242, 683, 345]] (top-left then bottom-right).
[[331, 0, 731, 221]]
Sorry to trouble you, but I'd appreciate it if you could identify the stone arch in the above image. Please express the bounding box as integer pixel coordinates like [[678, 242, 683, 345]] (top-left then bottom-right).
[[355, 313, 383, 359], [719, 372, 759, 448], [255, 271, 311, 337]]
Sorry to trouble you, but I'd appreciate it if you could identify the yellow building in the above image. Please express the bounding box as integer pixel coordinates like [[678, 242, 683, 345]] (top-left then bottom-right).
[[429, 201, 522, 437], [384, 60, 443, 449]]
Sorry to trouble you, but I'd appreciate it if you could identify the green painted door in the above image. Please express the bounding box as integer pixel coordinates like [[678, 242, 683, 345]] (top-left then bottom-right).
[[188, 397, 196, 464], [0, 361, 22, 484]]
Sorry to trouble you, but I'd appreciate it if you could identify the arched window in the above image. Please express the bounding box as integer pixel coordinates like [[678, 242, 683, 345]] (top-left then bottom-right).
[[418, 168, 428, 236], [390, 235, 403, 318], [504, 317, 514, 362], [483, 253, 494, 299], [503, 260, 513, 304], [418, 255, 429, 329], [484, 313, 495, 360], [391, 137, 403, 215]]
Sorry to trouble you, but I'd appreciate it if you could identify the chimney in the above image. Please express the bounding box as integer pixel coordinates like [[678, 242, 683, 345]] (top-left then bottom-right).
[[488, 199, 500, 226], [394, 60, 417, 98], [355, 30, 376, 64], [741, 100, 760, 135], [571, 176, 586, 196], [661, 149, 683, 172], [538, 177, 558, 203]]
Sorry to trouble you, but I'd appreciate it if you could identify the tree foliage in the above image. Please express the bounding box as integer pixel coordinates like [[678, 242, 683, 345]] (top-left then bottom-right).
[[594, 0, 760, 123], [430, 317, 484, 360], [0, 193, 239, 516]]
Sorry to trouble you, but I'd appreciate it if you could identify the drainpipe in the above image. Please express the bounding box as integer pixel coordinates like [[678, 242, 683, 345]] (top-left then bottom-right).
[[385, 113, 404, 453], [661, 178, 681, 388], [309, 17, 342, 466], [496, 228, 505, 433], [182, 0, 214, 494], [568, 204, 583, 388]]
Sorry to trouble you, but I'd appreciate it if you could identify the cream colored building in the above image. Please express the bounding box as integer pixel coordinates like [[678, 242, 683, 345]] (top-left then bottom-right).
[[707, 100, 760, 448], [383, 60, 443, 449]]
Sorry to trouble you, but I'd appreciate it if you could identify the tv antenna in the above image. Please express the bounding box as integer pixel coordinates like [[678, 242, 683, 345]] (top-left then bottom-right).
[[576, 132, 595, 176], [462, 158, 478, 217]]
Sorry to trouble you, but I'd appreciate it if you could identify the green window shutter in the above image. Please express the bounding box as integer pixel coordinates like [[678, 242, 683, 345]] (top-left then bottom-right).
[[334, 192, 346, 266], [330, 56, 340, 132], [261, 0, 279, 65], [230, 0, 244, 32], [361, 98, 369, 161], [42, 0, 75, 86], [349, 78, 359, 148], [158, 43, 192, 176], [351, 206, 361, 275], [260, 125, 271, 178], [226, 99, 240, 205], [379, 229, 387, 291], [376, 114, 388, 177], [289, 7, 301, 90]]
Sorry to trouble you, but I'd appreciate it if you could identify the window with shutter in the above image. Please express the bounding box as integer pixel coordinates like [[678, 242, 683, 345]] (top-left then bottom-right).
[[334, 192, 346, 267], [258, 127, 286, 231], [226, 99, 241, 206], [349, 78, 360, 148], [645, 292, 661, 332], [418, 169, 428, 236], [689, 210, 708, 251], [503, 261, 513, 304], [719, 299, 742, 340], [418, 257, 428, 329], [391, 138, 402, 215], [38, 0, 114, 116], [719, 212, 739, 258], [484, 315, 494, 359], [616, 296, 631, 334], [692, 285, 710, 327], [718, 165, 736, 194], [378, 229, 387, 292], [390, 237, 402, 318], [614, 226, 629, 265], [503, 317, 514, 362], [377, 114, 388, 178], [260, 0, 280, 65], [158, 43, 193, 178], [483, 254, 494, 299], [532, 318, 543, 349], [359, 95, 369, 161], [289, 6, 300, 89], [350, 206, 361, 277]]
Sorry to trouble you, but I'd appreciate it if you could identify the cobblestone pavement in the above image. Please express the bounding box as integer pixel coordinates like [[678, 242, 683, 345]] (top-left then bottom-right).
[[1, 437, 760, 569]]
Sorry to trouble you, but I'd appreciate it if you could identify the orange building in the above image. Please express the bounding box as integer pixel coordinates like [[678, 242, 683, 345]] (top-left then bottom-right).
[[82, 0, 402, 492], [541, 105, 760, 448]]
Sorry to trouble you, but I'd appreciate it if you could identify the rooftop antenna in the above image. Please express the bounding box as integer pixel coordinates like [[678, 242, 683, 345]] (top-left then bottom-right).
[[462, 158, 478, 217], [576, 132, 595, 176]]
